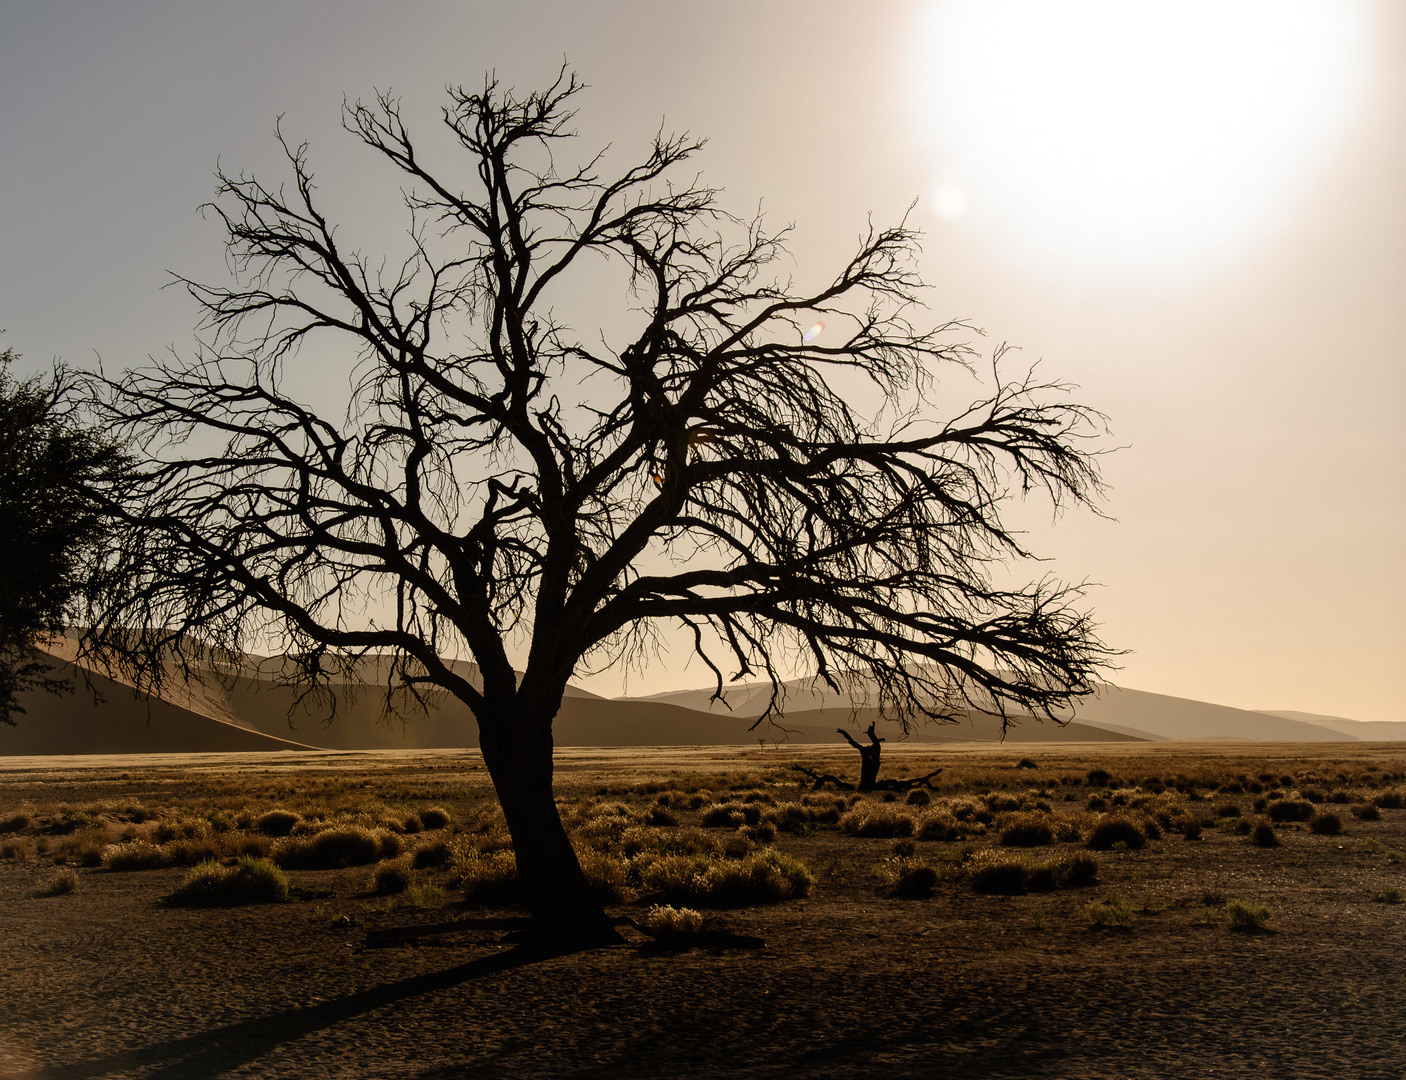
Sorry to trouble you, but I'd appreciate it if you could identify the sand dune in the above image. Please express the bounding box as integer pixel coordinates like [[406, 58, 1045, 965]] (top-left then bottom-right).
[[4, 644, 1375, 755], [0, 653, 319, 755], [633, 677, 1358, 744], [1258, 710, 1406, 742]]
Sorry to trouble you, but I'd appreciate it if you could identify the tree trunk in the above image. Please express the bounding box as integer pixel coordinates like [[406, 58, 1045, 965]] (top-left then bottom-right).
[[477, 704, 617, 943], [839, 723, 885, 792]]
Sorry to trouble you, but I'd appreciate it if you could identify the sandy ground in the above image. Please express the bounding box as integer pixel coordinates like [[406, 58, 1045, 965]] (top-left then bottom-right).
[[1, 744, 1403, 1079]]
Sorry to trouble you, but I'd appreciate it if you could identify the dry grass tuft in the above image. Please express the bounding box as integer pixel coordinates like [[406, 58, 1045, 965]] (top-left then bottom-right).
[[43, 868, 80, 896], [1226, 898, 1272, 931], [639, 903, 705, 939], [254, 809, 301, 837], [372, 857, 413, 895], [1085, 816, 1146, 851], [840, 803, 915, 838], [165, 857, 289, 906], [103, 840, 174, 871]]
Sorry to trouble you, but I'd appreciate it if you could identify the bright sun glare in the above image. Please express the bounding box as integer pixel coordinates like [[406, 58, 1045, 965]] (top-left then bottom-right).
[[908, 0, 1373, 281]]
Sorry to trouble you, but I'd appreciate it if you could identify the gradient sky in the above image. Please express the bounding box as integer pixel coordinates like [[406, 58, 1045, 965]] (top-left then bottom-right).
[[1, 1, 1401, 721]]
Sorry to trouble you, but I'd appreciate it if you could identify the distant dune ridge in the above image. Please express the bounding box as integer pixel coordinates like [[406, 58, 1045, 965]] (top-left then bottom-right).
[[0, 643, 1392, 755]]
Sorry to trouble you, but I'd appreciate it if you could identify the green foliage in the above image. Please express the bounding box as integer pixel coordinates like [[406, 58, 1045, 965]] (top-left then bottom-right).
[[0, 348, 128, 724]]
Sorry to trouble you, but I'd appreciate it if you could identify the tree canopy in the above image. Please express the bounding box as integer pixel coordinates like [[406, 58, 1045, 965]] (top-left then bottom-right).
[[81, 72, 1113, 936], [0, 348, 125, 723]]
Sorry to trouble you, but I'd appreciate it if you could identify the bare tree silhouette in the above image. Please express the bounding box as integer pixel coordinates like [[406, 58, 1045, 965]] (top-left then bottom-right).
[[82, 71, 1112, 939]]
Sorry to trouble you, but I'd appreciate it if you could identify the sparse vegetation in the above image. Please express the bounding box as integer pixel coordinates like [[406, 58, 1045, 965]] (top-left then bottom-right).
[[1226, 899, 1272, 931], [372, 857, 413, 895], [1080, 892, 1134, 927], [1086, 816, 1146, 851], [639, 904, 705, 939], [43, 868, 80, 895], [1371, 886, 1403, 904], [165, 857, 290, 906], [1251, 820, 1280, 847]]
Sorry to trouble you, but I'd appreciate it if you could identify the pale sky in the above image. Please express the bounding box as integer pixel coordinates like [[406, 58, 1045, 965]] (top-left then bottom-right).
[[1, 1, 1401, 721]]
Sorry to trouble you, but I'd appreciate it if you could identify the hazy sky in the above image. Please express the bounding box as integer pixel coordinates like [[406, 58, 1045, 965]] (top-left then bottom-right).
[[1, 1, 1401, 720]]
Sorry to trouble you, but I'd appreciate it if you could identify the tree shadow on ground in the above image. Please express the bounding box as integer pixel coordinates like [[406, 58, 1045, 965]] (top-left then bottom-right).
[[4, 937, 573, 1080]]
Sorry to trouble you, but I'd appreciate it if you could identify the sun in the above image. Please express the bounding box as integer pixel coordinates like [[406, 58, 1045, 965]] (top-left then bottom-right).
[[907, 0, 1373, 281]]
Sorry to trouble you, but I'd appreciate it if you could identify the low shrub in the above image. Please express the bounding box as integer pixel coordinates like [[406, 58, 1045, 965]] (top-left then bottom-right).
[[1059, 852, 1100, 886], [701, 804, 745, 829], [402, 883, 445, 908], [1227, 898, 1272, 931], [166, 856, 290, 906], [166, 838, 222, 866], [641, 849, 813, 907], [891, 861, 939, 898], [639, 904, 704, 939], [372, 857, 413, 895], [1353, 803, 1381, 821], [1, 839, 29, 860], [1309, 813, 1343, 836], [576, 848, 631, 903], [273, 825, 391, 869], [232, 834, 272, 859], [1080, 893, 1134, 927], [645, 805, 679, 827], [1373, 790, 1404, 810], [1182, 819, 1203, 841], [1213, 803, 1241, 819], [1268, 799, 1314, 822], [1, 812, 31, 833], [43, 868, 80, 896], [411, 839, 453, 869], [103, 840, 173, 871], [840, 804, 915, 838], [905, 790, 931, 807], [418, 807, 452, 830], [1086, 769, 1112, 787], [1085, 816, 1146, 851], [254, 809, 301, 837], [966, 851, 1030, 895], [1371, 886, 1403, 904], [1251, 821, 1280, 848], [1000, 813, 1054, 848], [454, 850, 519, 906]]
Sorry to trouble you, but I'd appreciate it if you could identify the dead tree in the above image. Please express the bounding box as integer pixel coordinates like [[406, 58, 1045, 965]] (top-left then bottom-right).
[[80, 71, 1112, 941], [792, 722, 944, 792]]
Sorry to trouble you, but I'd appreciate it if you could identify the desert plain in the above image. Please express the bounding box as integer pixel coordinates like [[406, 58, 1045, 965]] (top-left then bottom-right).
[[1, 741, 1403, 1080]]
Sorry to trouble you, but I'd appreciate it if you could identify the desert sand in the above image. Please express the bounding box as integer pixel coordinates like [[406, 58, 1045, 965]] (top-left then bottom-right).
[[1, 742, 1403, 1079]]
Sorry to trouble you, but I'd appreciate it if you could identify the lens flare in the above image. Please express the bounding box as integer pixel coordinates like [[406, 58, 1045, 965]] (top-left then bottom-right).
[[802, 322, 824, 343]]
